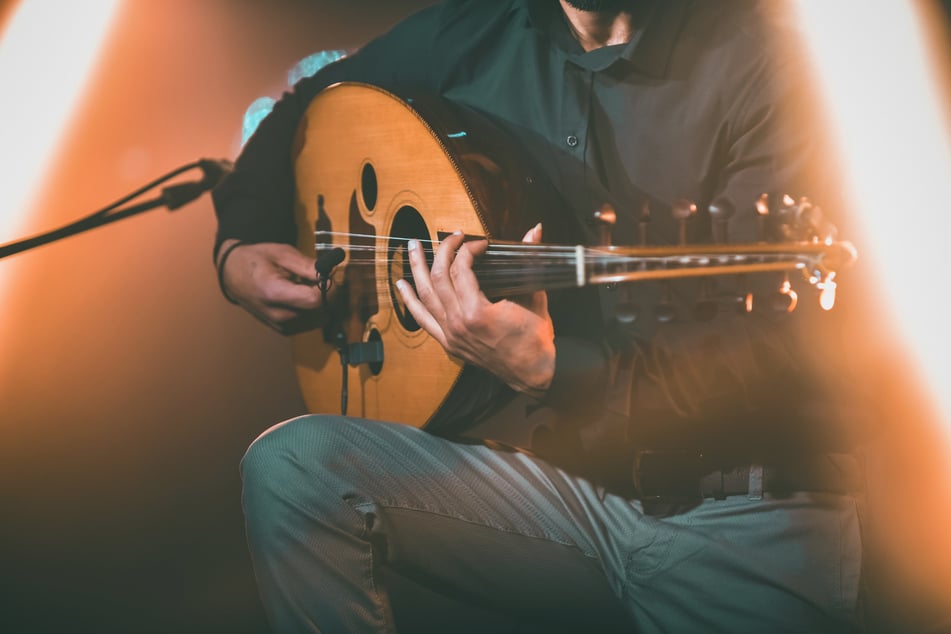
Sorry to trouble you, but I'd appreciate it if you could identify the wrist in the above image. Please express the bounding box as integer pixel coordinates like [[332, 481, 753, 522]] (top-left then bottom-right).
[[516, 340, 555, 400], [216, 239, 247, 304]]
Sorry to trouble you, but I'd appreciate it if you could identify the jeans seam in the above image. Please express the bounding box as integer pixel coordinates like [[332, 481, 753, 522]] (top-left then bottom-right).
[[354, 502, 397, 633], [353, 500, 599, 558]]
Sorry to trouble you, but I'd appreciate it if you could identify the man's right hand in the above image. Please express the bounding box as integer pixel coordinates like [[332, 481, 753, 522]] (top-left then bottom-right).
[[218, 240, 327, 334]]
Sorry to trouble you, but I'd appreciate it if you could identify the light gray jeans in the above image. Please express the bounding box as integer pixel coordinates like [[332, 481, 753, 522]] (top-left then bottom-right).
[[241, 415, 863, 633]]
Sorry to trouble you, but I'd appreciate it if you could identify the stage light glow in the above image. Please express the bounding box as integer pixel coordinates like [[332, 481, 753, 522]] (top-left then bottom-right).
[[0, 0, 122, 246], [791, 1, 951, 438], [241, 50, 347, 147], [241, 96, 276, 147], [287, 49, 347, 86]]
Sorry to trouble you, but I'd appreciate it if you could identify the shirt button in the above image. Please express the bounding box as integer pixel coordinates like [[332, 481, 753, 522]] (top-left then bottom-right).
[[566, 135, 579, 147]]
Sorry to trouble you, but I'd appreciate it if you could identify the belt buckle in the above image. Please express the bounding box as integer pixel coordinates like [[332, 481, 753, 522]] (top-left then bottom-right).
[[634, 449, 708, 500]]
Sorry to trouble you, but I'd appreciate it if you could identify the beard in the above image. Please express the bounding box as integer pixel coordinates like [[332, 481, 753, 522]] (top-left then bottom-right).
[[562, 0, 635, 12]]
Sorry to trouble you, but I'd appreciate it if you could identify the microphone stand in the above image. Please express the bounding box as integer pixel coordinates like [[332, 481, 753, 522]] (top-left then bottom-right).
[[0, 158, 232, 261]]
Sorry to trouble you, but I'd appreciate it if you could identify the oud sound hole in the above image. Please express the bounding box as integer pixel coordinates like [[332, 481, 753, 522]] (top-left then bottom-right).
[[388, 206, 432, 331], [361, 163, 378, 211], [367, 328, 383, 375]]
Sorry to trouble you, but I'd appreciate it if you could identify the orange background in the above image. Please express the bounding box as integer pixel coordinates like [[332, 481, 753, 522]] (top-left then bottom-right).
[[2, 1, 951, 632], [0, 2, 433, 632]]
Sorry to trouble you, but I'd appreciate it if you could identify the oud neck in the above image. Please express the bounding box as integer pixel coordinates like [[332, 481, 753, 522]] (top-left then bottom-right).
[[472, 239, 854, 299]]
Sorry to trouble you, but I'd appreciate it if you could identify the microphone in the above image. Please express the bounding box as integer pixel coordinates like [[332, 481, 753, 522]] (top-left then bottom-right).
[[161, 158, 234, 210]]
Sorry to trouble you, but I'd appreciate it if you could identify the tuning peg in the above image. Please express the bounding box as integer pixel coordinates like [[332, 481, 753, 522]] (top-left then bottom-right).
[[708, 198, 748, 312], [638, 199, 651, 246], [774, 195, 798, 240], [818, 220, 838, 244], [592, 203, 616, 247], [672, 198, 697, 245], [798, 201, 838, 244], [735, 290, 754, 314], [615, 286, 640, 324], [616, 304, 640, 324], [771, 273, 799, 313], [778, 194, 827, 241], [708, 198, 734, 244], [693, 280, 719, 322], [656, 282, 676, 324], [755, 193, 770, 241], [797, 199, 823, 240], [817, 271, 838, 311]]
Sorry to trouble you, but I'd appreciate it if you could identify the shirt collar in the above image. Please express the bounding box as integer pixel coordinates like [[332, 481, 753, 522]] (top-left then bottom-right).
[[623, 0, 692, 77], [517, 0, 692, 78]]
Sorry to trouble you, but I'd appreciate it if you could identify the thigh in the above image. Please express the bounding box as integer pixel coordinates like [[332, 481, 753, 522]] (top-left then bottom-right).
[[243, 415, 633, 630]]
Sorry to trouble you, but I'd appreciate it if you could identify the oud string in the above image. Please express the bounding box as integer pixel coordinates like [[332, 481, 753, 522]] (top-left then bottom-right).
[[311, 240, 816, 271], [302, 248, 820, 309]]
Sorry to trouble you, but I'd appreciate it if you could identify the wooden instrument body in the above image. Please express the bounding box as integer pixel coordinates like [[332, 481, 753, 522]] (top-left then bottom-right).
[[292, 83, 561, 427]]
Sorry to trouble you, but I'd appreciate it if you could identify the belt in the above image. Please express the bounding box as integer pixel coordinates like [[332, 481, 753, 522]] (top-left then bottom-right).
[[632, 450, 863, 501]]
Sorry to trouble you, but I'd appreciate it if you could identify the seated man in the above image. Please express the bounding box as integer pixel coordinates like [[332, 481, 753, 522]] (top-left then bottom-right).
[[213, 1, 866, 632]]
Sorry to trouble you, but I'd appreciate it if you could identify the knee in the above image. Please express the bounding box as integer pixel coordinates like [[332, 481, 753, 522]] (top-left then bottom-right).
[[240, 415, 362, 540], [241, 414, 347, 491]]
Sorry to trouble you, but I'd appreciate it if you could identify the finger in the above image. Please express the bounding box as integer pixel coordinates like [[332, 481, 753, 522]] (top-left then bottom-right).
[[271, 245, 319, 283], [406, 237, 444, 321], [262, 279, 324, 311], [522, 222, 542, 243], [530, 289, 548, 318], [395, 278, 448, 348], [452, 239, 491, 319], [430, 230, 465, 275], [520, 224, 548, 317], [428, 231, 466, 316]]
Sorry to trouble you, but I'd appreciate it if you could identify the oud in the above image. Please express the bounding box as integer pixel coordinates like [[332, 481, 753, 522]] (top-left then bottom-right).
[[292, 83, 855, 428]]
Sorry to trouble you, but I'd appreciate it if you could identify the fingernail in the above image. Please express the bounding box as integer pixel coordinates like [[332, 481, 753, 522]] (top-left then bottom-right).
[[395, 279, 406, 291], [407, 239, 418, 251], [453, 230, 463, 236]]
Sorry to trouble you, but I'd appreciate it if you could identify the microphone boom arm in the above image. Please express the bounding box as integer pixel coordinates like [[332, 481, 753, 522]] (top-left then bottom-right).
[[0, 158, 233, 261]]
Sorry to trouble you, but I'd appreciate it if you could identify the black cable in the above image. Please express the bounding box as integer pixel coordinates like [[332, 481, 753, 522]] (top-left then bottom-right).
[[86, 160, 202, 219], [339, 337, 349, 416], [317, 271, 349, 416]]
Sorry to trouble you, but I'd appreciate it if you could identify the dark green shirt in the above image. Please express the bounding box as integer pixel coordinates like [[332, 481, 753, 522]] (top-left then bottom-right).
[[213, 0, 850, 463]]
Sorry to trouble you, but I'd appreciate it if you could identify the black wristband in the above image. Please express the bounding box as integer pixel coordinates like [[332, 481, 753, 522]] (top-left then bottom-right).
[[216, 240, 246, 305]]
